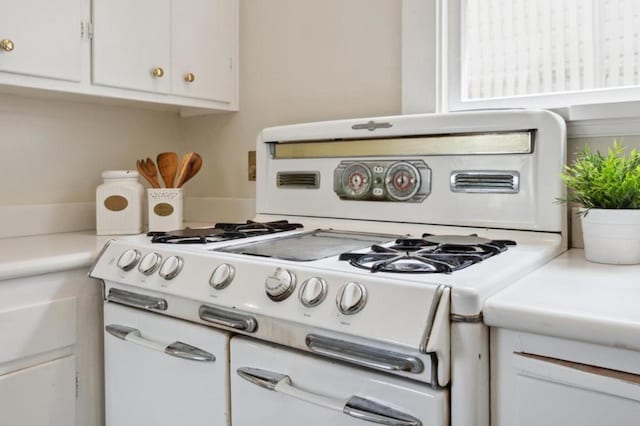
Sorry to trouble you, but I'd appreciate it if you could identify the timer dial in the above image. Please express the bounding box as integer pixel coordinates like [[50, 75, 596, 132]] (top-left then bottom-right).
[[117, 249, 140, 271], [265, 268, 296, 301], [385, 162, 421, 201], [341, 162, 372, 199]]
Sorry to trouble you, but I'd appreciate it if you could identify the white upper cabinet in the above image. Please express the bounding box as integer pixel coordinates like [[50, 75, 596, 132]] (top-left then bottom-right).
[[0, 0, 83, 82], [0, 0, 238, 113], [171, 0, 234, 102], [93, 0, 172, 94]]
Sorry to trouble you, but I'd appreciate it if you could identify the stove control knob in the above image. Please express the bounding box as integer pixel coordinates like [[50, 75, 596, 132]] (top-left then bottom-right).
[[210, 264, 235, 289], [159, 256, 183, 280], [299, 277, 327, 307], [265, 268, 296, 301], [337, 282, 367, 315], [117, 249, 140, 271], [138, 252, 162, 275]]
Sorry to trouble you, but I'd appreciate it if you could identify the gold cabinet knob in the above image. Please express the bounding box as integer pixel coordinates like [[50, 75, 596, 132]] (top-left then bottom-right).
[[184, 73, 195, 83], [0, 39, 14, 52], [151, 67, 165, 78]]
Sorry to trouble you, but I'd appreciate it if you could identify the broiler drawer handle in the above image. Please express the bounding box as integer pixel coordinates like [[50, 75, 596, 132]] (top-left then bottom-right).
[[105, 324, 215, 362], [199, 305, 258, 333], [237, 367, 422, 426]]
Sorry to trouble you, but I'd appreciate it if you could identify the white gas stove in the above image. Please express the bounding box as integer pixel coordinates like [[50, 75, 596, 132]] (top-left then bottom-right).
[[90, 109, 567, 426]]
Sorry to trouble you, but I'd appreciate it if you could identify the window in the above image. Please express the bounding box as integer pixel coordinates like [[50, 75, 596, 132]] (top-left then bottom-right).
[[447, 0, 640, 111]]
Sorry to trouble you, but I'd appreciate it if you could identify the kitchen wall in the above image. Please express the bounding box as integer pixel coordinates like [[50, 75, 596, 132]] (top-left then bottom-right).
[[0, 93, 183, 237], [181, 0, 402, 221]]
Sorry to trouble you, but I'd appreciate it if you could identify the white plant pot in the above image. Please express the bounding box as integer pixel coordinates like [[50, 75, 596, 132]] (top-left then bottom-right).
[[581, 208, 640, 264]]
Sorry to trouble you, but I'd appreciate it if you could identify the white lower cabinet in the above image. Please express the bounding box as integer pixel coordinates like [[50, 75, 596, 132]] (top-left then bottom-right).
[[0, 356, 77, 426], [0, 268, 103, 426], [491, 329, 640, 426]]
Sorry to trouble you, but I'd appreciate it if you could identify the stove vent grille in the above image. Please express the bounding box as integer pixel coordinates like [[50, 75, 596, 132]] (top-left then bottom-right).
[[277, 171, 320, 189], [450, 171, 520, 193]]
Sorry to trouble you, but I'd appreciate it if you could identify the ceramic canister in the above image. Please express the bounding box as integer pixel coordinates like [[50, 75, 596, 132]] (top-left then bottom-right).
[[96, 170, 144, 235]]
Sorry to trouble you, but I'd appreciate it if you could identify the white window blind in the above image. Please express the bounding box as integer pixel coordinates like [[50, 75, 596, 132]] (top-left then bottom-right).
[[462, 0, 640, 100]]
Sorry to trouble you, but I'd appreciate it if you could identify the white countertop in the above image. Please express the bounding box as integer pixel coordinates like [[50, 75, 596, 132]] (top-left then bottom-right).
[[0, 231, 119, 281], [484, 249, 640, 352]]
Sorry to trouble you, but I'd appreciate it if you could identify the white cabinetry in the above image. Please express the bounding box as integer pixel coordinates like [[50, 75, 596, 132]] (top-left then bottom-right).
[[0, 268, 103, 426], [491, 329, 640, 426], [0, 0, 238, 113], [0, 0, 83, 82]]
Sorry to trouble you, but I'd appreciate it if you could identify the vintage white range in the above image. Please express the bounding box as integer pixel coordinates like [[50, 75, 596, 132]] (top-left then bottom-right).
[[90, 109, 567, 426]]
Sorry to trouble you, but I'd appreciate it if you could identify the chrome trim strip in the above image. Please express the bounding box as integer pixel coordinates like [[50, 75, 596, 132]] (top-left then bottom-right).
[[305, 334, 424, 374], [450, 313, 484, 323], [271, 131, 534, 159], [199, 305, 258, 333], [107, 288, 168, 311], [88, 239, 115, 278], [344, 396, 422, 426], [351, 120, 393, 131], [450, 170, 520, 193], [164, 342, 215, 362], [429, 353, 441, 389], [419, 285, 446, 354]]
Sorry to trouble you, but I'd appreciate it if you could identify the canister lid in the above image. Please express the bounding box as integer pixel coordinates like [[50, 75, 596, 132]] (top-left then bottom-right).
[[102, 170, 140, 180]]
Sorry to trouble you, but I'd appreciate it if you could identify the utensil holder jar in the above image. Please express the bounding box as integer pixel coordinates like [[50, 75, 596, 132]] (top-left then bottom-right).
[[148, 188, 183, 232], [96, 170, 144, 235]]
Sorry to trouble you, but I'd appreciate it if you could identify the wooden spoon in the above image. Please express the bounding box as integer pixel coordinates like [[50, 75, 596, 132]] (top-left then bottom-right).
[[176, 152, 203, 188], [136, 158, 161, 188], [157, 152, 178, 188]]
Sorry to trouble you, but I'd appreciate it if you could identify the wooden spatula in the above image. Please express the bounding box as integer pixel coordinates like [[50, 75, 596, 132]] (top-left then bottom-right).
[[157, 152, 179, 188], [176, 152, 203, 188], [136, 158, 161, 188]]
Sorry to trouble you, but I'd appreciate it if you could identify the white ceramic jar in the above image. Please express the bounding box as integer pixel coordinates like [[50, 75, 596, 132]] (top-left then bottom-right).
[[96, 170, 144, 235]]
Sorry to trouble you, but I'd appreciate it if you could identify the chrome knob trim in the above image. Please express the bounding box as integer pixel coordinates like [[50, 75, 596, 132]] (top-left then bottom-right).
[[0, 39, 14, 52], [299, 277, 327, 307], [159, 256, 183, 280], [337, 282, 367, 315], [138, 252, 162, 275], [209, 263, 235, 289], [117, 249, 140, 271], [265, 268, 296, 301]]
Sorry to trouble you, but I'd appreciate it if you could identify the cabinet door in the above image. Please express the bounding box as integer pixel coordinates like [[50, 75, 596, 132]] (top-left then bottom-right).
[[171, 0, 235, 102], [0, 0, 82, 81], [0, 356, 77, 426], [93, 0, 171, 93]]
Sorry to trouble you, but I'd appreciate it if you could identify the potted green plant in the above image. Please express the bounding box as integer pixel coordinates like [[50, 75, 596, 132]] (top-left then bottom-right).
[[561, 139, 640, 264]]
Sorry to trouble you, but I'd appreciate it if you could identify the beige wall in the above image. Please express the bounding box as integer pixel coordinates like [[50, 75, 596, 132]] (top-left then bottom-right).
[[0, 93, 182, 206], [182, 0, 402, 200]]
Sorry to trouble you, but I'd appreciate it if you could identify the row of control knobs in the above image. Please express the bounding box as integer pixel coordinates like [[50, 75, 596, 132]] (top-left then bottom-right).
[[212, 264, 367, 315], [117, 250, 367, 315], [117, 249, 183, 280]]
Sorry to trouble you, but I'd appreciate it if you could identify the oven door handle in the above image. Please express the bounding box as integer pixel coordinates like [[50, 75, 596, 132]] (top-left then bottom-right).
[[237, 367, 422, 426], [105, 324, 215, 362]]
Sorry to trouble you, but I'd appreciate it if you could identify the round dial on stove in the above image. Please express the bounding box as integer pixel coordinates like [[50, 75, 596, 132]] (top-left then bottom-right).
[[341, 162, 372, 198], [384, 162, 421, 201], [210, 263, 235, 290], [299, 277, 327, 307], [265, 268, 296, 301], [337, 282, 367, 315], [117, 249, 140, 271], [138, 252, 162, 275], [159, 256, 183, 280]]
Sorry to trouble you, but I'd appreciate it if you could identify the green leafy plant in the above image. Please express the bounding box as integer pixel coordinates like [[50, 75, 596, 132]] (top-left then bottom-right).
[[560, 139, 640, 210]]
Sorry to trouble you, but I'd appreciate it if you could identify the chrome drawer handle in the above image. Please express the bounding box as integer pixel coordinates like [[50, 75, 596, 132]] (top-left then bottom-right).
[[237, 367, 421, 426], [105, 324, 215, 362], [305, 334, 423, 374], [199, 305, 257, 333], [107, 288, 167, 311]]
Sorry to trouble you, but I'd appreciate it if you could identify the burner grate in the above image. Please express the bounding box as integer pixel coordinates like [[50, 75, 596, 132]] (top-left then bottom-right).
[[339, 235, 516, 273], [149, 220, 303, 244]]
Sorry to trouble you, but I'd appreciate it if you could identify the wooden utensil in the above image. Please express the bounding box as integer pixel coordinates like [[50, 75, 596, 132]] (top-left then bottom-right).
[[136, 158, 161, 188], [176, 152, 203, 188], [157, 152, 179, 188]]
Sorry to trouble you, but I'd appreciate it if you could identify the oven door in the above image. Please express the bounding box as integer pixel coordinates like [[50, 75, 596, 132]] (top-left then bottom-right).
[[231, 336, 447, 426], [104, 302, 230, 426]]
